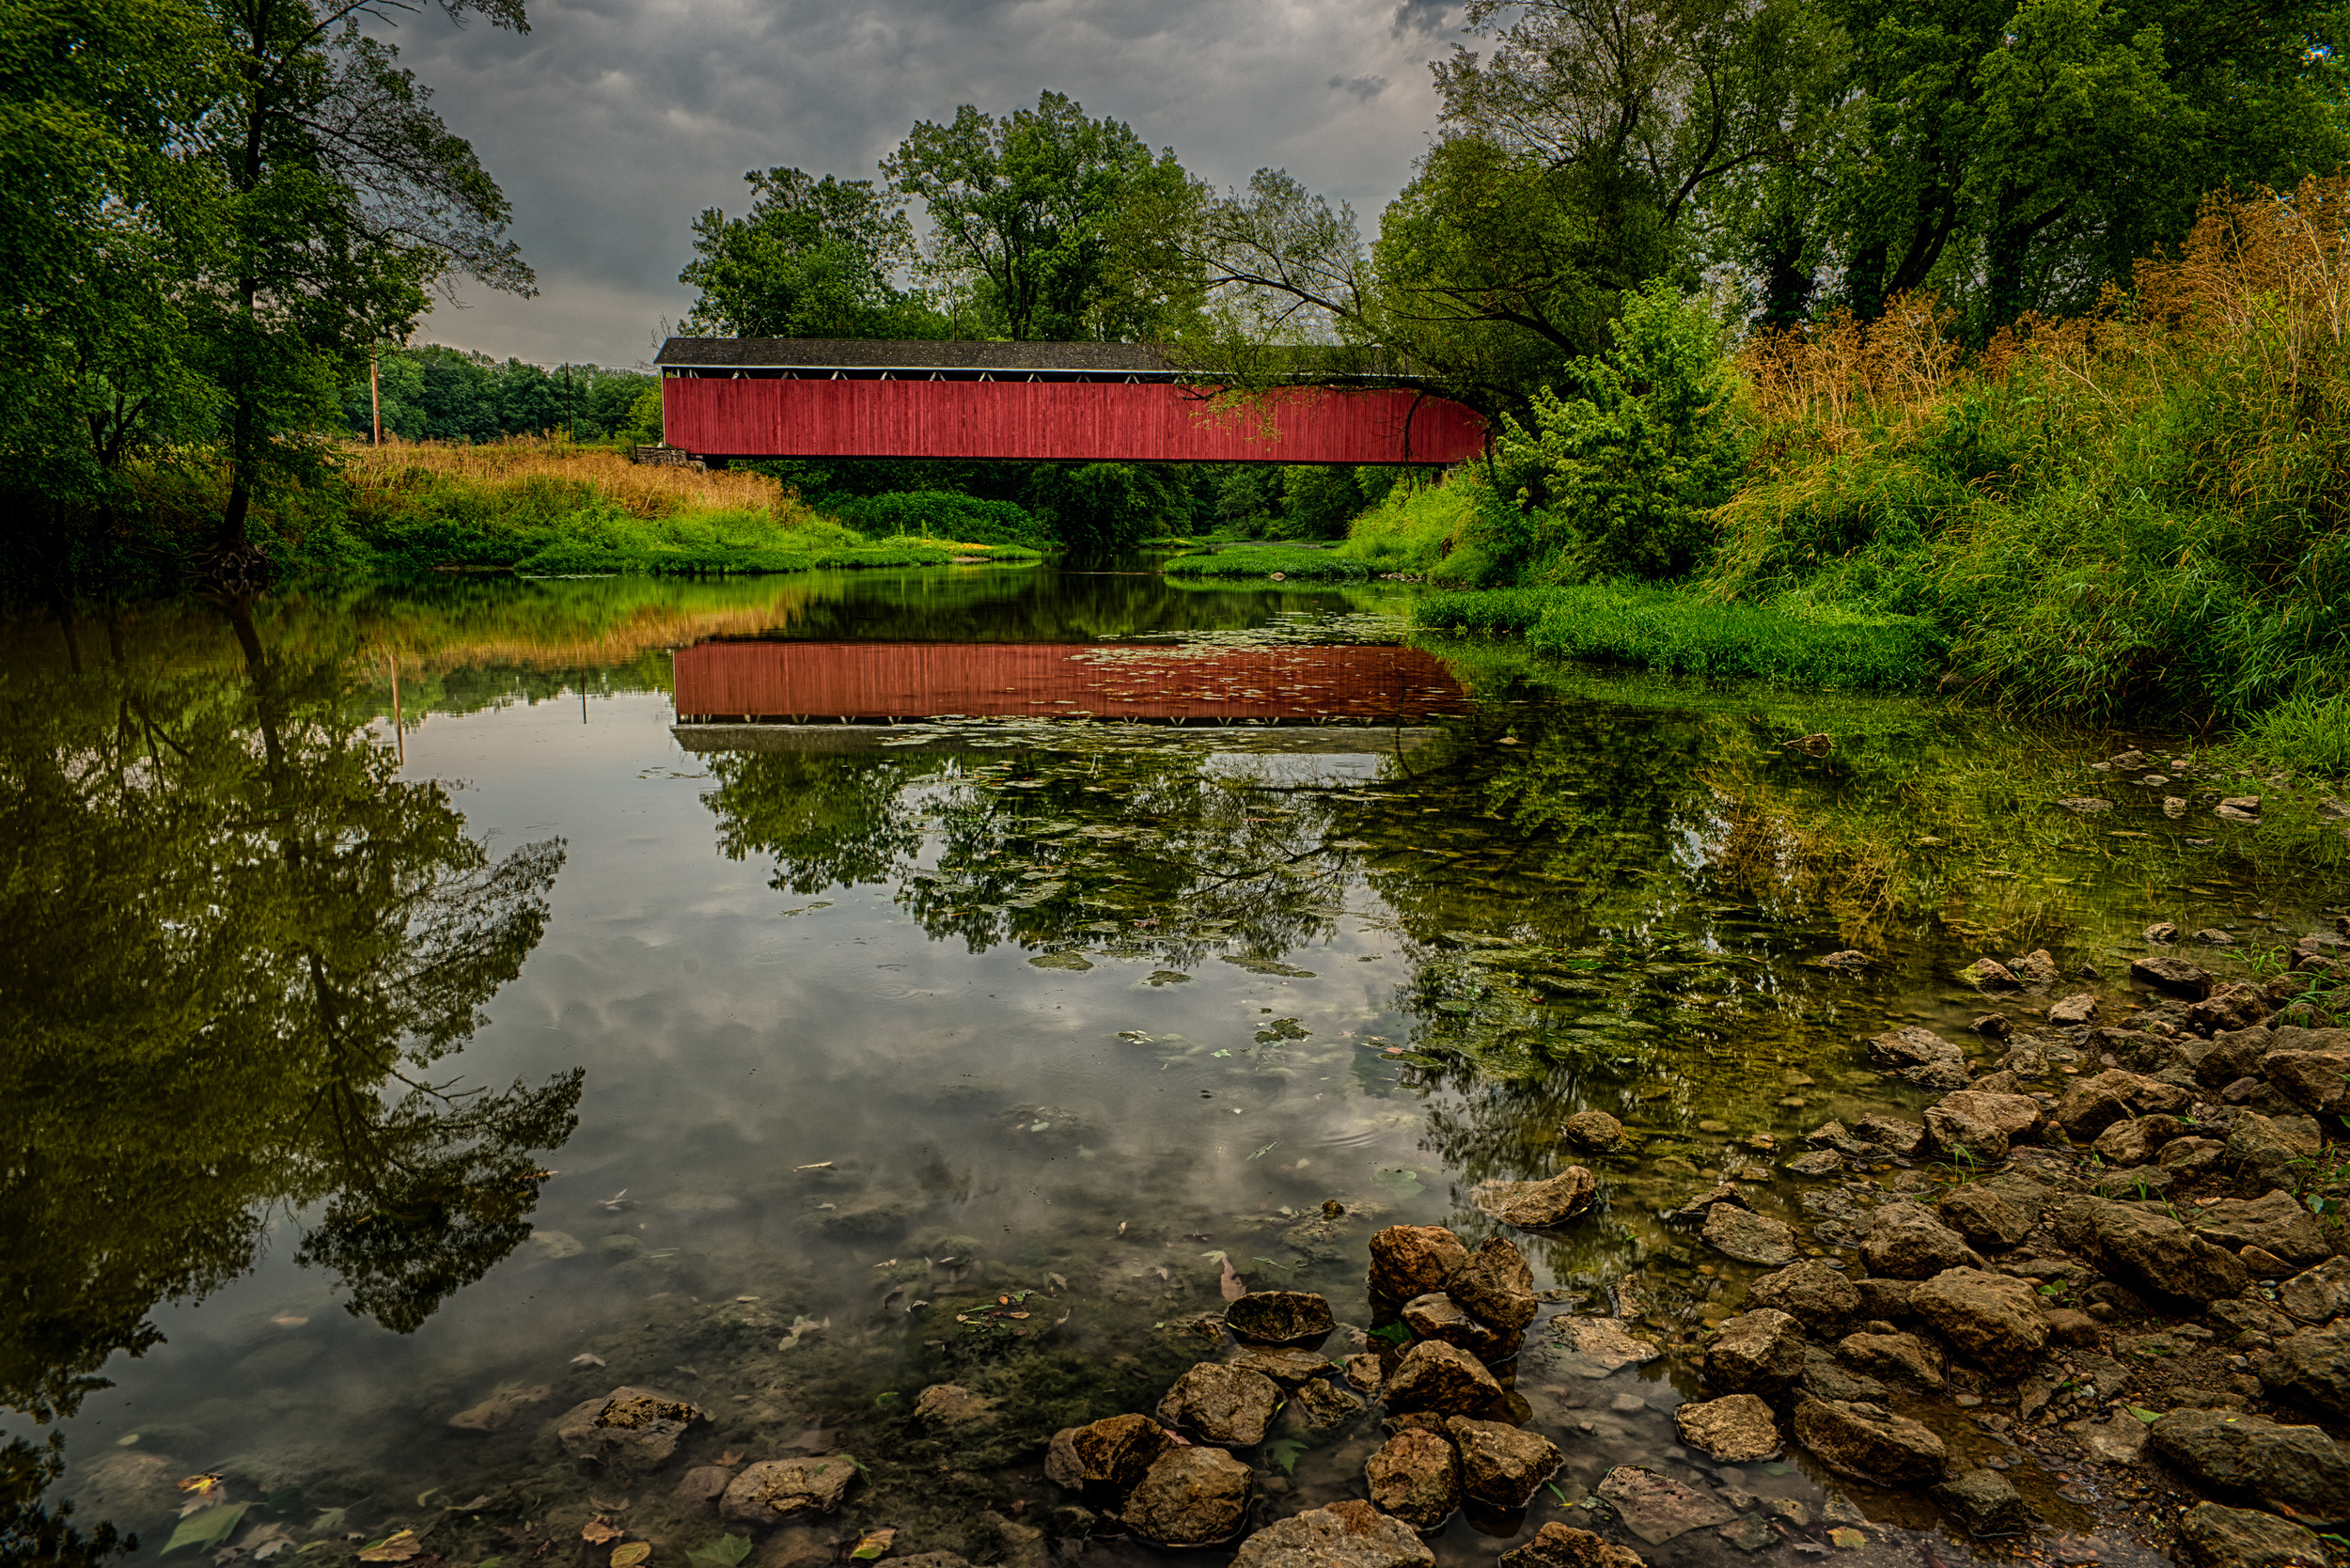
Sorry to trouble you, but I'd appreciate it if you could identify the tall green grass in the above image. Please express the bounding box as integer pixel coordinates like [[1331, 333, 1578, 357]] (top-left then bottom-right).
[[1162, 545, 1373, 581], [1336, 482, 1476, 573], [1416, 584, 1945, 691], [2240, 694, 2350, 780]]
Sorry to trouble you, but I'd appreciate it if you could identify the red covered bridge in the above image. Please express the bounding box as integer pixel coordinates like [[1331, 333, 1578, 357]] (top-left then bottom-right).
[[655, 338, 1488, 465], [672, 640, 1471, 724]]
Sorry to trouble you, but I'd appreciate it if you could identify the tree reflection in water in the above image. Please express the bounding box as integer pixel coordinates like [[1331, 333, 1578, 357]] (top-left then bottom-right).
[[0, 602, 578, 1551]]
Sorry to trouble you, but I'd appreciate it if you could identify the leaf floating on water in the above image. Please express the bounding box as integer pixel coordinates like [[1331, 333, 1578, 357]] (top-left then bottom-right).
[[571, 1353, 606, 1369], [851, 1529, 897, 1560], [178, 1473, 227, 1497], [793, 1162, 834, 1171], [1262, 1438, 1307, 1477], [355, 1529, 420, 1563], [1218, 1255, 1246, 1303], [611, 1545, 652, 1568], [684, 1539, 754, 1568], [163, 1504, 249, 1556], [582, 1517, 624, 1544], [1826, 1529, 1866, 1550]]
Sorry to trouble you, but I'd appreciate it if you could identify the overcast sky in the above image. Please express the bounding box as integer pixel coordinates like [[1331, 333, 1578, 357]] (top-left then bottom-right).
[[394, 0, 1465, 368]]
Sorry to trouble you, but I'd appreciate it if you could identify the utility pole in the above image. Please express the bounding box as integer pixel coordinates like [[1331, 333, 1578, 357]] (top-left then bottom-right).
[[369, 350, 383, 446]]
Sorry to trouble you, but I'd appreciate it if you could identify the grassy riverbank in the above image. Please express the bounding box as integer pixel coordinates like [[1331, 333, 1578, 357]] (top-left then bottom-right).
[[1161, 544, 1375, 582]]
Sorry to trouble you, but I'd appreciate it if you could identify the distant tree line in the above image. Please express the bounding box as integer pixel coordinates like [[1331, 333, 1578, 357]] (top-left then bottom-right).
[[339, 347, 659, 445]]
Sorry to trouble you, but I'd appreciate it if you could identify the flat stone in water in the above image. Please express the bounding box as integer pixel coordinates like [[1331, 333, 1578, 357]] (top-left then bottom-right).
[[1595, 1466, 1732, 1544], [1550, 1317, 1661, 1376], [1224, 1290, 1336, 1347]]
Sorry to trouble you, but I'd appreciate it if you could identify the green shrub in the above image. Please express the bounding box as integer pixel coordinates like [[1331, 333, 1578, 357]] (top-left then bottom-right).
[[832, 491, 1050, 549]]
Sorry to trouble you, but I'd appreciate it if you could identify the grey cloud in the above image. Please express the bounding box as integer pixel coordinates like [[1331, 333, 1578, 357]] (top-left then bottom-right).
[[396, 0, 1448, 364], [1390, 0, 1450, 36]]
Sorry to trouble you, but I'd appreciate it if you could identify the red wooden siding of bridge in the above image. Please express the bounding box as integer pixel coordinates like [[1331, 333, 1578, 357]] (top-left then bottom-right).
[[672, 642, 1471, 722], [661, 379, 1487, 465]]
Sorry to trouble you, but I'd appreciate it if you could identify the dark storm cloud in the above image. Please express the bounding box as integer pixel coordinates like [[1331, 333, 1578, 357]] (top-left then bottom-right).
[[389, 0, 1460, 365], [1391, 0, 1453, 37]]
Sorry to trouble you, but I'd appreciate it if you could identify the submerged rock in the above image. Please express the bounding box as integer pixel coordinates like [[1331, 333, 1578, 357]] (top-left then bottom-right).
[[2151, 1408, 2350, 1527], [1562, 1111, 1625, 1152], [1700, 1205, 1796, 1267], [1383, 1340, 1504, 1415], [1470, 1167, 1597, 1230], [1594, 1466, 1731, 1545], [2178, 1502, 2330, 1568], [1446, 1416, 1562, 1509], [1226, 1290, 1336, 1348], [1497, 1524, 1647, 1568], [1550, 1317, 1661, 1376], [554, 1387, 702, 1468], [912, 1383, 1000, 1432], [448, 1384, 549, 1433], [1674, 1395, 1779, 1462], [1232, 1500, 1434, 1568], [1792, 1398, 1949, 1485], [675, 1466, 732, 1515], [1369, 1225, 1468, 1303], [1367, 1428, 1462, 1529], [1930, 1468, 2032, 1537], [1157, 1362, 1283, 1446], [721, 1456, 860, 1523], [1125, 1447, 1254, 1548], [1446, 1236, 1539, 1331], [1045, 1413, 1173, 1496]]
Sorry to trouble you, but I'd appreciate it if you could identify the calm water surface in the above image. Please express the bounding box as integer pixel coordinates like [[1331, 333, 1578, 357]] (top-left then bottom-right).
[[8, 567, 2346, 1568]]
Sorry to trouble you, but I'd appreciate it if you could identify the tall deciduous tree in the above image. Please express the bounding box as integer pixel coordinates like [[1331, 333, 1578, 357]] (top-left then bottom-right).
[[195, 0, 536, 569], [680, 167, 941, 339], [883, 90, 1202, 342]]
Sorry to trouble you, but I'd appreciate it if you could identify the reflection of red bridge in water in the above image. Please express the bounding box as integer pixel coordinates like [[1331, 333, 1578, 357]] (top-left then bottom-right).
[[671, 641, 1470, 723]]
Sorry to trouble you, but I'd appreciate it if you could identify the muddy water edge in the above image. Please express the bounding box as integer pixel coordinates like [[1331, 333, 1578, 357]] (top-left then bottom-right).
[[7, 568, 2350, 1568]]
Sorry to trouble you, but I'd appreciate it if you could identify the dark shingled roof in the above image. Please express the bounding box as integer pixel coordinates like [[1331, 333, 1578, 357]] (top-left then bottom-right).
[[656, 337, 1178, 373]]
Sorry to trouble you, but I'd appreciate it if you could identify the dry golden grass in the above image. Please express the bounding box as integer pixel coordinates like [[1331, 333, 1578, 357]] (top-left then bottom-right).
[[340, 435, 811, 521]]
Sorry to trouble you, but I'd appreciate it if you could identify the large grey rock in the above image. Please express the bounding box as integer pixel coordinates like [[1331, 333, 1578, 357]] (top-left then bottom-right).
[[1366, 1429, 1461, 1530], [1225, 1290, 1336, 1348], [1747, 1260, 1860, 1331], [2092, 1115, 2181, 1166], [1706, 1309, 1807, 1396], [2280, 1258, 2350, 1325], [1912, 1267, 2053, 1363], [2200, 1190, 2332, 1266], [2133, 955, 2216, 999], [1446, 1236, 1539, 1331], [1124, 1446, 1254, 1548], [1674, 1394, 1779, 1462], [1800, 1345, 1888, 1404], [1595, 1466, 1731, 1545], [2262, 1320, 2350, 1419], [1383, 1340, 1503, 1415], [2228, 1114, 2311, 1183], [1925, 1090, 2043, 1161], [2151, 1408, 2350, 1528], [2057, 1197, 2250, 1304], [1497, 1525, 1646, 1568], [1862, 1200, 1985, 1279], [1045, 1413, 1173, 1496], [1228, 1347, 1338, 1387], [1369, 1225, 1468, 1304], [554, 1387, 703, 1468], [1471, 1167, 1597, 1229], [1855, 1113, 1927, 1156], [722, 1457, 860, 1523], [2056, 1070, 2190, 1141], [1930, 1468, 2033, 1537], [1401, 1294, 1519, 1362], [1233, 1501, 1434, 1568], [1837, 1331, 1946, 1390], [1868, 1026, 1970, 1089], [1446, 1416, 1562, 1510], [1157, 1363, 1283, 1446], [1936, 1172, 2052, 1249], [1792, 1398, 1949, 1484], [1700, 1205, 1796, 1266], [2178, 1502, 2329, 1568]]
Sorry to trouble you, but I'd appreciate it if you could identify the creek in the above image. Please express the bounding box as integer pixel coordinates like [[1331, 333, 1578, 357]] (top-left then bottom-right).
[[5, 565, 2346, 1568]]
